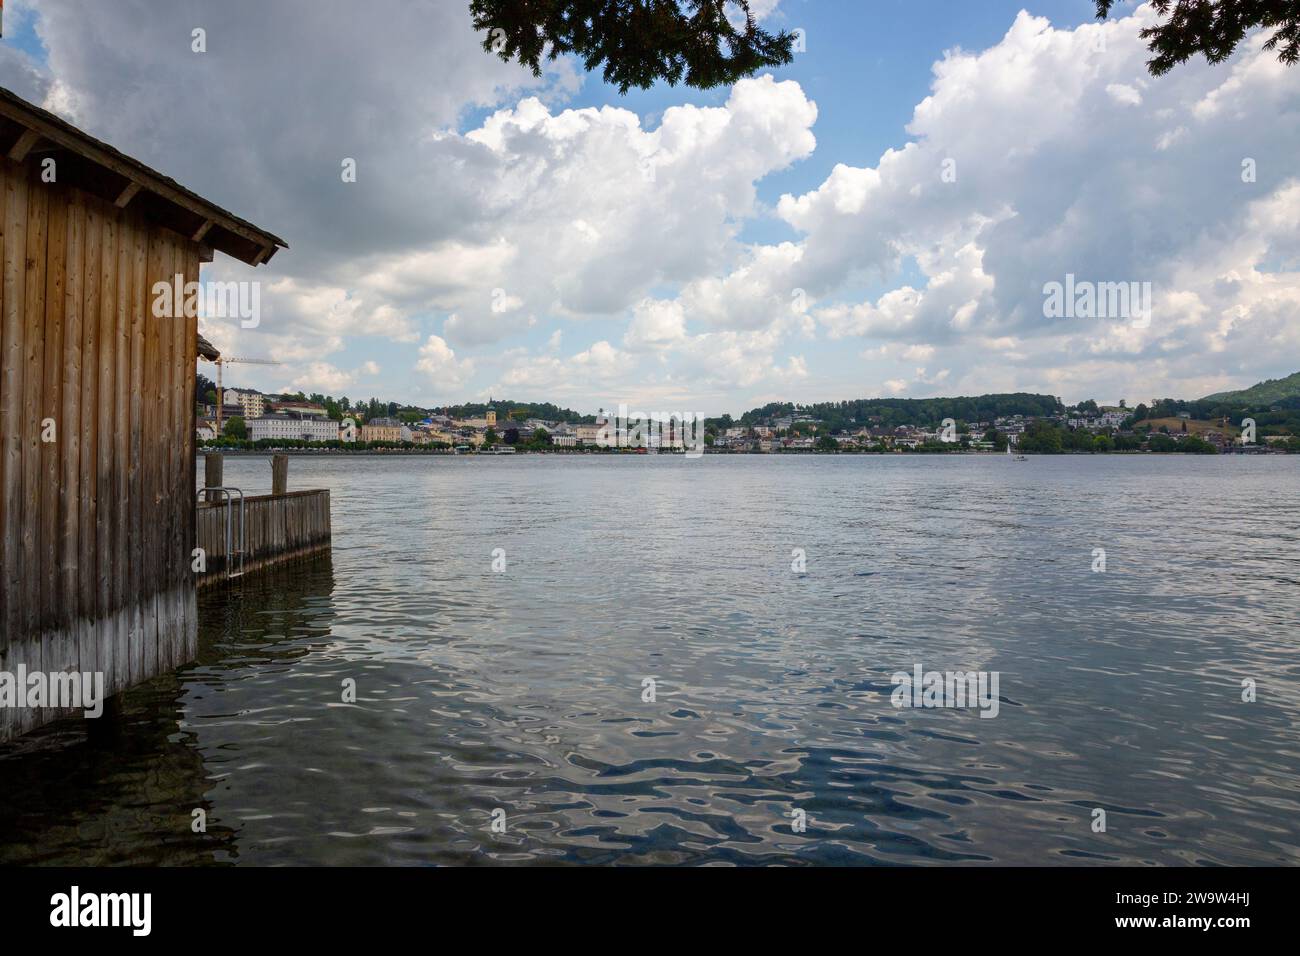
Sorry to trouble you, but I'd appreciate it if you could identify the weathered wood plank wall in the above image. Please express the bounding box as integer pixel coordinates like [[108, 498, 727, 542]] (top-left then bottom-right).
[[0, 154, 198, 742]]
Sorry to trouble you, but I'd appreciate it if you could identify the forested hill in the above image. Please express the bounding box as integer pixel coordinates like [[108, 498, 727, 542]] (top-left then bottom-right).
[[1203, 372, 1300, 405], [736, 393, 1065, 429]]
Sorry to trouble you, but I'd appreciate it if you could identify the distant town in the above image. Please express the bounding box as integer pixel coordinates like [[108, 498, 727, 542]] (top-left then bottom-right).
[[196, 371, 1300, 455]]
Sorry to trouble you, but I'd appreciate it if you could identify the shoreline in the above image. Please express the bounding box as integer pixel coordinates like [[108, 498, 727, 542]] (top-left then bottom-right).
[[196, 447, 1292, 457]]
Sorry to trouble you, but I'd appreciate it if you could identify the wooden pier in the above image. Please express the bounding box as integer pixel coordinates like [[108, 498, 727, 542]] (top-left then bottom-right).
[[196, 456, 331, 583], [196, 489, 332, 583], [0, 86, 285, 743]]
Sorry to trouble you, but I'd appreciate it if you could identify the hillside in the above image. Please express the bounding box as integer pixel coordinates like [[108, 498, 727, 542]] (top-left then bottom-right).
[[1134, 417, 1229, 437], [1203, 371, 1300, 405], [736, 393, 1064, 429]]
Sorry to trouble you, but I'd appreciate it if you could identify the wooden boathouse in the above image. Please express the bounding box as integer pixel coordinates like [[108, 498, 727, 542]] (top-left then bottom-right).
[[0, 86, 286, 742]]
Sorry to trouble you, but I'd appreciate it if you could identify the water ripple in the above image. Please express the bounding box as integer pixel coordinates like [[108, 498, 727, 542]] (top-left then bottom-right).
[[1, 454, 1297, 866]]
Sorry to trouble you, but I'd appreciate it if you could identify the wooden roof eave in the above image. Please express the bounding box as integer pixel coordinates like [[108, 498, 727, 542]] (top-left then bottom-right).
[[0, 85, 286, 267], [197, 335, 221, 363]]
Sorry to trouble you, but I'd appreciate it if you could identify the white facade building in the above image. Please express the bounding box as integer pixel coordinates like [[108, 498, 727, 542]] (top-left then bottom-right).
[[249, 415, 340, 442]]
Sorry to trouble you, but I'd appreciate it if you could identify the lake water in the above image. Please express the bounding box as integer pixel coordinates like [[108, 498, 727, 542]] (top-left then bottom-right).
[[2, 454, 1297, 865]]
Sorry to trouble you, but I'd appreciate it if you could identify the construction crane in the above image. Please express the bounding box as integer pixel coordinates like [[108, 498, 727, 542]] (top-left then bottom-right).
[[214, 356, 282, 435]]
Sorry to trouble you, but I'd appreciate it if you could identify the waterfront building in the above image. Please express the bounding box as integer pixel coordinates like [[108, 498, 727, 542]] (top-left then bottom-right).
[[359, 417, 409, 443], [575, 423, 607, 445], [250, 414, 340, 442], [0, 86, 284, 742]]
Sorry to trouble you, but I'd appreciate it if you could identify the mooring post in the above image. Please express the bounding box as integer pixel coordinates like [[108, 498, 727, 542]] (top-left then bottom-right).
[[205, 453, 223, 503], [272, 454, 289, 496]]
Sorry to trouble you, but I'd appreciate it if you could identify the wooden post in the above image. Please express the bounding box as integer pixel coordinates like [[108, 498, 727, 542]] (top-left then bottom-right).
[[204, 453, 222, 503], [271, 454, 288, 496]]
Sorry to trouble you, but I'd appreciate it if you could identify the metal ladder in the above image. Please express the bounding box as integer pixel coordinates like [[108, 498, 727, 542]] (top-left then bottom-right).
[[197, 486, 247, 579]]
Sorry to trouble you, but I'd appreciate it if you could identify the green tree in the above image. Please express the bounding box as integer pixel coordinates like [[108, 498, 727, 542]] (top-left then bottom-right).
[[484, 427, 499, 446], [197, 371, 216, 401], [1100, 1, 1300, 76], [1018, 421, 1065, 454], [1063, 427, 1094, 452], [470, 0, 797, 93], [223, 416, 247, 440]]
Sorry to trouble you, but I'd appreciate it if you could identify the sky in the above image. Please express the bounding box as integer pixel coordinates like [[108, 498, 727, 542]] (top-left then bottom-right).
[[2, 0, 1298, 416]]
